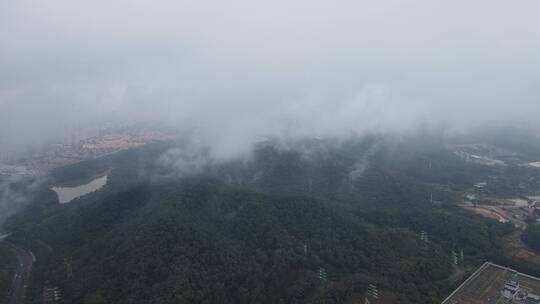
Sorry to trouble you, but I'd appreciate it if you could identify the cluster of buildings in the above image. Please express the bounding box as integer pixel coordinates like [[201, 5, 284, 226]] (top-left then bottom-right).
[[503, 278, 540, 304], [453, 150, 506, 166], [0, 129, 169, 175], [448, 143, 518, 166], [461, 180, 540, 229], [441, 263, 540, 304], [80, 131, 163, 153], [0, 164, 37, 177]]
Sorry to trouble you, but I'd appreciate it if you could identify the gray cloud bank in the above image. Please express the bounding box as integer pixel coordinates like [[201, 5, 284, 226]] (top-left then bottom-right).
[[1, 0, 540, 159], [0, 174, 45, 229]]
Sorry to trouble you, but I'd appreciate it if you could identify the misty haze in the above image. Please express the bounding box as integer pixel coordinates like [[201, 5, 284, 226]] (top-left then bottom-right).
[[1, 1, 540, 304]]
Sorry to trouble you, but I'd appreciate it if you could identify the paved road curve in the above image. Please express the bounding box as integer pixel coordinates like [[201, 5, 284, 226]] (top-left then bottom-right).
[[2, 241, 34, 304]]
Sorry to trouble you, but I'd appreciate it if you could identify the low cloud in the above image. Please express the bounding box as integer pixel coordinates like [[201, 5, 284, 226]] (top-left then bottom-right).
[[0, 174, 46, 230], [1, 0, 540, 159]]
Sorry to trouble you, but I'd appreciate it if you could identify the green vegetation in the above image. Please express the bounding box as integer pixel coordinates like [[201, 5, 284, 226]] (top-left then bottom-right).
[[4, 136, 527, 303], [0, 244, 16, 304], [523, 224, 540, 253]]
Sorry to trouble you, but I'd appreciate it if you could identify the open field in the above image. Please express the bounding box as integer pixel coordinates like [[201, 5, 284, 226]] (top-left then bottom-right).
[[504, 231, 540, 264], [461, 198, 531, 229], [464, 206, 510, 223]]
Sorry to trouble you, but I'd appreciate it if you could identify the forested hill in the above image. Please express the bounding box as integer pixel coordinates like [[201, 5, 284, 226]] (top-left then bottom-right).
[[3, 136, 519, 303]]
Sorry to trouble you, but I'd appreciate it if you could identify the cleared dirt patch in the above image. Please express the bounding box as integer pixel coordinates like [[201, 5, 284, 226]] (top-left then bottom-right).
[[504, 231, 540, 264], [464, 206, 510, 223]]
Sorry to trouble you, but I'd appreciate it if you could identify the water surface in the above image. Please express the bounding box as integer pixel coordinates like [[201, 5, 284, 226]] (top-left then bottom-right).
[[51, 175, 107, 204]]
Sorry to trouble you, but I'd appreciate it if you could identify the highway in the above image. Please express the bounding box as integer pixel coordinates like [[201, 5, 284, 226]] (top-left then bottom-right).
[[1, 240, 34, 304]]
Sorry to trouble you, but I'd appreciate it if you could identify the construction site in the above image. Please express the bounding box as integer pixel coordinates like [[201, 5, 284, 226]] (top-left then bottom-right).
[[442, 262, 540, 304]]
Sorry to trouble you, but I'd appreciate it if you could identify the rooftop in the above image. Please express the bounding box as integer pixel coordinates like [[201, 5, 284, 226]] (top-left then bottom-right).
[[442, 262, 540, 304]]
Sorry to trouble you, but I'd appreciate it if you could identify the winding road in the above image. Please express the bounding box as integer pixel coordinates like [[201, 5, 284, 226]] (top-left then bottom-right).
[[0, 239, 34, 304]]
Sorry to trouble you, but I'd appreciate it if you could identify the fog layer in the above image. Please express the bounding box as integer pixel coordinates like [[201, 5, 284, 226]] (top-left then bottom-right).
[[1, 0, 540, 158]]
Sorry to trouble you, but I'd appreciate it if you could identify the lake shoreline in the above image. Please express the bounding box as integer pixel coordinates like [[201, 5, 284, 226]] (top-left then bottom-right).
[[51, 175, 108, 204]]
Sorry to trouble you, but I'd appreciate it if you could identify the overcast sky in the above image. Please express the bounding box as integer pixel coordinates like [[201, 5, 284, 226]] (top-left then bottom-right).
[[1, 0, 540, 158]]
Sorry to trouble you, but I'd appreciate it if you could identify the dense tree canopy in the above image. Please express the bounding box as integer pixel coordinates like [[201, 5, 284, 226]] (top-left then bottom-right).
[[3, 137, 530, 303]]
